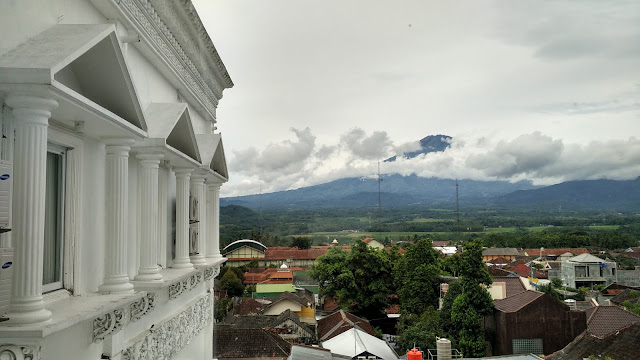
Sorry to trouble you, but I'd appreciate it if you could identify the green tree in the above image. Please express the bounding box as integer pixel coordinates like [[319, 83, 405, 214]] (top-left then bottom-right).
[[310, 240, 394, 318], [394, 239, 442, 314], [214, 298, 233, 321], [440, 280, 463, 338], [396, 307, 442, 353], [450, 240, 493, 357], [290, 236, 311, 249], [220, 268, 245, 297]]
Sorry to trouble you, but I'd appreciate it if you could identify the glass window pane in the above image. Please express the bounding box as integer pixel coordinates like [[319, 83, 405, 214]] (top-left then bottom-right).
[[43, 151, 62, 286]]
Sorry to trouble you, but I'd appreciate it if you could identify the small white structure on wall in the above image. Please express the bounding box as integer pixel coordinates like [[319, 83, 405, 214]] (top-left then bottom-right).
[[0, 0, 231, 359]]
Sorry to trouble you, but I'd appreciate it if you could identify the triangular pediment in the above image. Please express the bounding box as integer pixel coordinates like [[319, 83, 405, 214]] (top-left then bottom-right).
[[195, 133, 228, 180], [144, 102, 201, 163], [0, 24, 147, 131]]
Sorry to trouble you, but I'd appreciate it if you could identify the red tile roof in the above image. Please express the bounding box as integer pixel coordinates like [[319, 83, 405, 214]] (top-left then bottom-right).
[[492, 276, 527, 298], [487, 257, 510, 265], [317, 310, 376, 341], [363, 238, 374, 244], [585, 306, 640, 338], [507, 263, 531, 278], [494, 290, 545, 313], [524, 248, 590, 257], [323, 297, 340, 312]]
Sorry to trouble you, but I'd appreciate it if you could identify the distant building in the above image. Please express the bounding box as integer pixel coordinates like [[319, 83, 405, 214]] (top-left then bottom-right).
[[363, 237, 385, 249], [487, 290, 587, 356], [213, 328, 292, 360], [483, 248, 520, 262], [549, 254, 617, 289]]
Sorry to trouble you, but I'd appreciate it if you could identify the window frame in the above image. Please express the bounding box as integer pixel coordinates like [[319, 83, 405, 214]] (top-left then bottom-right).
[[46, 124, 84, 295], [42, 143, 67, 293]]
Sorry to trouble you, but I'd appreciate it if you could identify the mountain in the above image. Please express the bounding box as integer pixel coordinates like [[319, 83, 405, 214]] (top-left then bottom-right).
[[494, 178, 640, 211], [385, 134, 452, 162], [221, 174, 538, 209]]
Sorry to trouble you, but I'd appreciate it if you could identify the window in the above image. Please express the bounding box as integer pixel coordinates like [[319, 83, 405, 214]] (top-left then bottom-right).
[[43, 144, 66, 293], [512, 338, 543, 354]]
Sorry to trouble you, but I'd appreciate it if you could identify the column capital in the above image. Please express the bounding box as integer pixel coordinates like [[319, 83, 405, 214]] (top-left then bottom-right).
[[206, 181, 222, 190], [174, 167, 194, 178], [101, 138, 136, 146], [136, 152, 164, 164], [5, 94, 58, 112], [190, 173, 207, 183]]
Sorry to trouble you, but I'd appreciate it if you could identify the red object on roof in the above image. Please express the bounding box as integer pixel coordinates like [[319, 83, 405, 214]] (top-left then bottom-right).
[[407, 348, 423, 360], [363, 237, 374, 244]]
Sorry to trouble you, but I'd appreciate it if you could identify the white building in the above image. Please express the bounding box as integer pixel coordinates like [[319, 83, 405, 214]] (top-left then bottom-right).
[[0, 1, 231, 359]]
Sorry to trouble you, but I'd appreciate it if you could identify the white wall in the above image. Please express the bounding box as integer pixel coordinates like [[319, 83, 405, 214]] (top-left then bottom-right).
[[0, 0, 106, 56]]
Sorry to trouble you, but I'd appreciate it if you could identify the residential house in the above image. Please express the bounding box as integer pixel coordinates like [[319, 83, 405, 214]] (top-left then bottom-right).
[[213, 328, 292, 360], [483, 248, 519, 262], [547, 307, 640, 360], [487, 290, 587, 356], [550, 254, 617, 289], [362, 237, 384, 249], [488, 276, 529, 300], [523, 248, 590, 259], [0, 1, 230, 359], [262, 291, 316, 324], [229, 309, 315, 344], [317, 310, 378, 342]]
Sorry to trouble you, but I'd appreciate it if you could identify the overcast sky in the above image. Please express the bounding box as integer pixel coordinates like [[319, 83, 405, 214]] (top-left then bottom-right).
[[193, 0, 640, 197]]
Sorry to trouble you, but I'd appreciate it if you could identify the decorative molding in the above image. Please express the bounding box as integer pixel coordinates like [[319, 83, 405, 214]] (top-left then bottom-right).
[[0, 345, 41, 360], [130, 293, 156, 322], [122, 294, 213, 360], [93, 308, 128, 342], [115, 0, 225, 116], [168, 272, 203, 300], [93, 293, 157, 342]]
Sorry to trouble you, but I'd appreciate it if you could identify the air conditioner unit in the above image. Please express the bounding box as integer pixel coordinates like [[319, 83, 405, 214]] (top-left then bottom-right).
[[0, 248, 14, 315], [189, 227, 199, 255], [0, 161, 11, 231], [189, 194, 199, 223]]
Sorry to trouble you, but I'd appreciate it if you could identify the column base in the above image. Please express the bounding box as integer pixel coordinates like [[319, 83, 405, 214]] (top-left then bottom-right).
[[172, 258, 194, 269], [3, 308, 52, 326], [99, 275, 135, 294], [134, 267, 163, 281], [190, 254, 206, 265]]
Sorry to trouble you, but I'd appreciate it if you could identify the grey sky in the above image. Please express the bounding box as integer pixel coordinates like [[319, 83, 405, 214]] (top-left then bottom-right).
[[193, 0, 640, 197]]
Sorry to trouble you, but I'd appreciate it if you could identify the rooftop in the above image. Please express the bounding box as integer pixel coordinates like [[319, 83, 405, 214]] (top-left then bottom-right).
[[584, 305, 640, 338], [494, 290, 545, 313]]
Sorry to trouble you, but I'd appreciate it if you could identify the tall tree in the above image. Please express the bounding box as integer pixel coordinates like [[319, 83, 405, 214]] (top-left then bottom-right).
[[220, 268, 245, 297], [310, 240, 394, 318], [450, 240, 493, 357], [394, 239, 442, 314]]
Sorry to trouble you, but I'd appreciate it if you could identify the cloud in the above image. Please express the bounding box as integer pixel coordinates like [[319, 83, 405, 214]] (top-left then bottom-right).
[[222, 129, 640, 197], [340, 128, 394, 160], [466, 132, 564, 178], [230, 127, 315, 180]]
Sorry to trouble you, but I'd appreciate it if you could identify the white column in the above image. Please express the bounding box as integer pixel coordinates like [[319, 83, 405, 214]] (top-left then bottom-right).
[[206, 182, 223, 259], [4, 95, 57, 325], [99, 138, 135, 294], [190, 173, 206, 265], [134, 152, 163, 281], [157, 163, 169, 268], [173, 168, 193, 269]]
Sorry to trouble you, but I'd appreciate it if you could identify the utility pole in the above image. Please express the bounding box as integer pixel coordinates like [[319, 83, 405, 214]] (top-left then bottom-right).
[[377, 160, 382, 236], [456, 179, 460, 243]]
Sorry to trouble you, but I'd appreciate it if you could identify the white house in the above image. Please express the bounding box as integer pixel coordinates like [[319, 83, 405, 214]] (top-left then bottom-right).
[[0, 1, 232, 359]]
